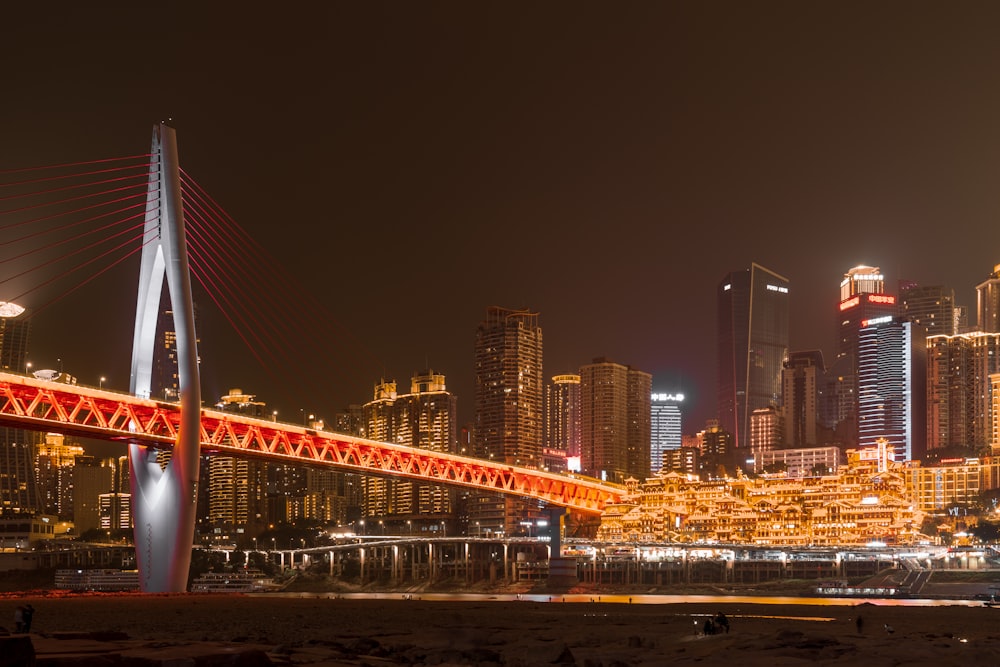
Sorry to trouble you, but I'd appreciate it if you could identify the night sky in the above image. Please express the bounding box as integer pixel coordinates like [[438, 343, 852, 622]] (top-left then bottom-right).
[[3, 4, 1000, 435]]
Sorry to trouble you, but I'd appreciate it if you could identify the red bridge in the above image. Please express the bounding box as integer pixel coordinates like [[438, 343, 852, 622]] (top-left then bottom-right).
[[0, 371, 624, 513]]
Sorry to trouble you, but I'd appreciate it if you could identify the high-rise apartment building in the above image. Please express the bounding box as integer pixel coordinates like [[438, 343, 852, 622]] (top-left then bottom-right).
[[579, 358, 651, 483], [473, 307, 544, 537], [717, 263, 789, 451], [0, 301, 34, 514], [72, 456, 117, 534], [750, 406, 783, 472], [208, 389, 268, 534], [857, 316, 927, 461], [926, 332, 1000, 451], [545, 374, 581, 461], [34, 432, 85, 519], [361, 371, 457, 527], [976, 264, 1000, 333], [650, 393, 683, 474], [781, 350, 825, 448]]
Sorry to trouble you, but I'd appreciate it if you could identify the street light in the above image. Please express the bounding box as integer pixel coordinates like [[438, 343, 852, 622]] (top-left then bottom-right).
[[359, 520, 365, 536], [406, 520, 412, 535], [99, 376, 106, 390], [272, 410, 278, 422], [25, 361, 31, 375]]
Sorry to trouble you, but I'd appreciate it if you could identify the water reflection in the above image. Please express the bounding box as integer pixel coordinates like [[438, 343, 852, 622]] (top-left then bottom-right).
[[254, 591, 985, 608]]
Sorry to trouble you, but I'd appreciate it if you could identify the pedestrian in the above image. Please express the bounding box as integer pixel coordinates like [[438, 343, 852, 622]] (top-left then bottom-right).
[[13, 605, 24, 633], [715, 612, 729, 633], [702, 617, 716, 635], [855, 614, 864, 634], [22, 605, 34, 633]]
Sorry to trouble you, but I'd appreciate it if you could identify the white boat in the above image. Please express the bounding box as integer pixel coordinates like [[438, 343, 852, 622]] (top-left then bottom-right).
[[191, 569, 276, 593]]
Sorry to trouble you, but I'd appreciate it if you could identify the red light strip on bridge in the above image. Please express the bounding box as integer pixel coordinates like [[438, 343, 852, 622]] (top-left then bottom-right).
[[0, 372, 622, 514]]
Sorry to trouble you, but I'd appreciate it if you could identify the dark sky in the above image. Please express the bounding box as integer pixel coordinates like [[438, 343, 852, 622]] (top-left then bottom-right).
[[3, 3, 1000, 434]]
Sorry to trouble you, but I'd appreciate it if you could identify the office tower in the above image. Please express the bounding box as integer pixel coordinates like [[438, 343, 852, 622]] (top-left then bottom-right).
[[717, 263, 790, 451], [0, 301, 35, 514], [650, 393, 684, 474], [208, 389, 268, 534], [579, 358, 652, 483], [991, 373, 1000, 451], [72, 456, 116, 534], [99, 493, 132, 531], [474, 307, 544, 537], [781, 350, 825, 448], [900, 284, 958, 337], [926, 332, 1000, 451], [977, 264, 1000, 333], [857, 316, 927, 461], [750, 406, 783, 472], [362, 371, 458, 526], [545, 374, 581, 459], [833, 265, 898, 445]]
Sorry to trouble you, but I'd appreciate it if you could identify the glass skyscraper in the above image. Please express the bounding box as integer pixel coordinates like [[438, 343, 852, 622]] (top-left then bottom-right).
[[717, 263, 790, 451]]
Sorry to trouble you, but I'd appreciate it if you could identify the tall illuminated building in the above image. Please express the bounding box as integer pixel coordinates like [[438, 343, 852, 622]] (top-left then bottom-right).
[[976, 264, 1000, 333], [35, 432, 85, 519], [0, 301, 35, 514], [650, 393, 683, 474], [926, 332, 1000, 451], [208, 389, 268, 534], [474, 306, 544, 536], [361, 371, 457, 528], [833, 265, 898, 445], [579, 358, 651, 483], [781, 350, 825, 448], [545, 374, 581, 465], [901, 284, 958, 337], [857, 316, 927, 461], [717, 263, 789, 451]]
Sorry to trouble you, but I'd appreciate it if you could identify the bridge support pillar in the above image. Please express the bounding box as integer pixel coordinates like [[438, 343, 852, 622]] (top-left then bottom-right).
[[128, 123, 201, 593]]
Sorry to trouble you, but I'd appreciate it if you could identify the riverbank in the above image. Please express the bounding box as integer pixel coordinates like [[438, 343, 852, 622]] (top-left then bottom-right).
[[4, 593, 1000, 665]]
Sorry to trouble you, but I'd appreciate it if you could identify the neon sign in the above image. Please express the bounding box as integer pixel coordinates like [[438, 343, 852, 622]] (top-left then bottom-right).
[[861, 315, 893, 328], [766, 284, 788, 293], [840, 296, 860, 311], [867, 294, 895, 305]]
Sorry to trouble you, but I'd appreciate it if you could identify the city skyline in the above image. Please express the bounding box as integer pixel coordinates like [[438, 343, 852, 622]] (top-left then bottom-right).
[[3, 5, 1000, 434]]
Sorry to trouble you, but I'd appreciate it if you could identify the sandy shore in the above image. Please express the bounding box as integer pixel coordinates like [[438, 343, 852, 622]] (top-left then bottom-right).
[[4, 592, 1000, 665]]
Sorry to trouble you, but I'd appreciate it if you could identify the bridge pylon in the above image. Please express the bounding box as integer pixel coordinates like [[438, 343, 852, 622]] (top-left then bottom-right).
[[128, 123, 201, 592]]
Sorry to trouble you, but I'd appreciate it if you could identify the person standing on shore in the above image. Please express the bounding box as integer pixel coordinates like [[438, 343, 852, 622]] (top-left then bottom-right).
[[855, 615, 864, 634], [13, 605, 24, 633], [22, 605, 34, 633]]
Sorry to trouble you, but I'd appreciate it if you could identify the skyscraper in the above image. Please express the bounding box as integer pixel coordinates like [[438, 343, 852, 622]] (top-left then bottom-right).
[[926, 332, 1000, 451], [650, 393, 683, 474], [0, 301, 35, 514], [545, 374, 581, 462], [362, 370, 458, 525], [579, 358, 651, 483], [717, 263, 790, 451], [901, 284, 958, 337], [208, 389, 268, 535], [857, 316, 927, 461], [976, 264, 1000, 333], [473, 307, 544, 536], [781, 350, 825, 448], [833, 265, 898, 445]]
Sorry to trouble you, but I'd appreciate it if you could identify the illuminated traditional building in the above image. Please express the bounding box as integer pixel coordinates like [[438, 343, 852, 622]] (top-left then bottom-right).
[[717, 263, 789, 451], [579, 358, 651, 483], [650, 393, 683, 474], [857, 316, 927, 462], [596, 450, 925, 546], [474, 307, 544, 537]]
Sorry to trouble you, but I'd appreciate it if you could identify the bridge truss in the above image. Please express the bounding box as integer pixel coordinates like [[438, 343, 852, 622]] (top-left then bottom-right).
[[0, 372, 624, 513]]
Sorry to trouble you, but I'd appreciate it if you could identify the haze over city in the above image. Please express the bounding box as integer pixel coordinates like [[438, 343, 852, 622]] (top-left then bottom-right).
[[3, 3, 1000, 434]]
